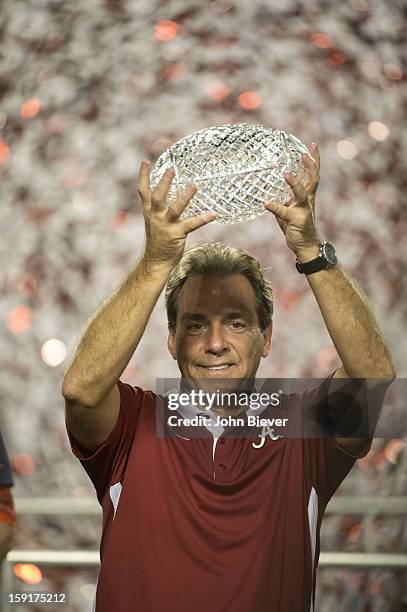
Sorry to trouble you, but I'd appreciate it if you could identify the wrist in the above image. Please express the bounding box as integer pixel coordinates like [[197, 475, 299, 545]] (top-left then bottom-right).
[[139, 254, 175, 276], [294, 243, 321, 263]]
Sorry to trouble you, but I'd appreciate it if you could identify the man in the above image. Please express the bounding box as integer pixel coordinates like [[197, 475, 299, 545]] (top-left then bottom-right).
[[63, 145, 395, 611], [0, 432, 15, 563]]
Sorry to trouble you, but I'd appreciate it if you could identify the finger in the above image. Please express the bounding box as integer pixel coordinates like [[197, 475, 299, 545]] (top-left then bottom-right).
[[151, 167, 176, 211], [264, 201, 293, 222], [181, 210, 217, 234], [311, 143, 320, 171], [301, 152, 319, 188], [137, 160, 152, 208], [284, 173, 309, 206], [165, 183, 198, 220]]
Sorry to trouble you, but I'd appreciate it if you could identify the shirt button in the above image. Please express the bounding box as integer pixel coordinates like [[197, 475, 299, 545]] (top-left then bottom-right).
[[218, 463, 226, 470], [220, 437, 225, 444]]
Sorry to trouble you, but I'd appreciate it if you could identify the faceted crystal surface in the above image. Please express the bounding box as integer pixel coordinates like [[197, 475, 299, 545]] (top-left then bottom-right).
[[150, 123, 311, 224]]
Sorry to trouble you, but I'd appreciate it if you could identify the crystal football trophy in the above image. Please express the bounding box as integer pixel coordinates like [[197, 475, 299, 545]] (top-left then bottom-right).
[[149, 123, 311, 225]]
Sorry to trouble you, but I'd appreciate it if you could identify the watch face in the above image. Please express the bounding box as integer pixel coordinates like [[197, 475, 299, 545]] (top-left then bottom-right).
[[322, 242, 337, 265]]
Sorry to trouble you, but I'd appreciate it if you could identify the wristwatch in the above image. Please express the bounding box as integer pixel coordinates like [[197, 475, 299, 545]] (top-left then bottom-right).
[[295, 242, 337, 275]]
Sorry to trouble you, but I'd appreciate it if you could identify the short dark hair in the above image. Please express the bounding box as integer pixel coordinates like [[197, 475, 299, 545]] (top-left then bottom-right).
[[165, 242, 273, 331]]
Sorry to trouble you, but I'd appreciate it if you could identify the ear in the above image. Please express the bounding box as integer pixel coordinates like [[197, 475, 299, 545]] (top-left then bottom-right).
[[261, 322, 273, 358], [167, 328, 177, 360]]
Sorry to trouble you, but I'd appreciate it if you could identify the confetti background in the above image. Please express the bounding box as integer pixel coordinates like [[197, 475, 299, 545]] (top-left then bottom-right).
[[1, 0, 406, 609]]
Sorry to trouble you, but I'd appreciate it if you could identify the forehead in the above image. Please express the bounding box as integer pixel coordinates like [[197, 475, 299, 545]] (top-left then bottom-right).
[[176, 274, 257, 316]]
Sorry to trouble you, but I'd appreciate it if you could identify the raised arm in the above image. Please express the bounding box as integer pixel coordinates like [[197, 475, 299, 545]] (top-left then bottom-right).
[[62, 161, 216, 452], [264, 144, 396, 455]]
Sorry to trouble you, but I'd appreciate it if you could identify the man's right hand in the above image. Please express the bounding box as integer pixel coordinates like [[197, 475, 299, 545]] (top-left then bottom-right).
[[138, 160, 217, 268]]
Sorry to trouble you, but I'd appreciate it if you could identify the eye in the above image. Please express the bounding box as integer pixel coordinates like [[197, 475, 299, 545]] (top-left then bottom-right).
[[187, 323, 205, 332], [229, 321, 245, 329]]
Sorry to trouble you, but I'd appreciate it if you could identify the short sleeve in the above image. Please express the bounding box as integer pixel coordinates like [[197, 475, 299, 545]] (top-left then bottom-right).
[[300, 372, 372, 503], [0, 433, 13, 487], [66, 380, 144, 503]]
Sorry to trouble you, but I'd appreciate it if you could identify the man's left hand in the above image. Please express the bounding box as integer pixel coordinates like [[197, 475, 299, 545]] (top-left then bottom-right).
[[264, 143, 322, 261]]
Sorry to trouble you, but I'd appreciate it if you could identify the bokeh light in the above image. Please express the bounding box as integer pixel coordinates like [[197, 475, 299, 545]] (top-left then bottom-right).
[[41, 338, 67, 367], [154, 20, 180, 42], [12, 454, 36, 476], [336, 138, 358, 160], [383, 63, 402, 80], [20, 98, 41, 119], [0, 139, 10, 164], [205, 81, 231, 102], [237, 91, 262, 110], [5, 305, 32, 334], [360, 61, 380, 79], [367, 121, 390, 142], [14, 564, 43, 585], [311, 33, 334, 49]]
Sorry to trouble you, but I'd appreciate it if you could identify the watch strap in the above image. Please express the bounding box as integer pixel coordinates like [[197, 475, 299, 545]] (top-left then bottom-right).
[[295, 255, 329, 275], [295, 242, 336, 275]]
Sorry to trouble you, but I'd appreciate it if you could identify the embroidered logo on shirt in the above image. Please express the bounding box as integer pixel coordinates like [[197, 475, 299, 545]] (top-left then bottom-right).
[[252, 425, 283, 449]]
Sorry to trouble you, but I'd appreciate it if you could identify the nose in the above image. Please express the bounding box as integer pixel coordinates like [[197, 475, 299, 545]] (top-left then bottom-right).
[[204, 323, 229, 355]]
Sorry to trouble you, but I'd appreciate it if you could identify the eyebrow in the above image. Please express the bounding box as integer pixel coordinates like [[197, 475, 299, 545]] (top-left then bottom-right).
[[181, 310, 251, 322]]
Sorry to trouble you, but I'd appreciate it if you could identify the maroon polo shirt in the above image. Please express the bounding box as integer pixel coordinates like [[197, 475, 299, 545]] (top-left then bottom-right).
[[67, 373, 370, 612]]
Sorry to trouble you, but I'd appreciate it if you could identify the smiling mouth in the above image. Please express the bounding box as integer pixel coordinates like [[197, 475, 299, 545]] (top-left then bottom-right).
[[197, 364, 235, 373]]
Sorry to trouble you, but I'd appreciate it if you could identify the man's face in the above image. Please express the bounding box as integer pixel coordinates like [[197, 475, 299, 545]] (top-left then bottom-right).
[[167, 274, 272, 391]]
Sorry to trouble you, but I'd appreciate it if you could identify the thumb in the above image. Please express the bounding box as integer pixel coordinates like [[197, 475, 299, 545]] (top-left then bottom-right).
[[264, 201, 292, 222]]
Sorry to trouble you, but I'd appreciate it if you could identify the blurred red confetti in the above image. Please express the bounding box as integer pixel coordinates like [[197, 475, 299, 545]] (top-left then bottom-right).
[[206, 81, 231, 101], [13, 274, 39, 297], [238, 91, 262, 110], [14, 564, 42, 585], [6, 305, 32, 334], [0, 140, 10, 164], [20, 98, 41, 119], [347, 522, 363, 543], [279, 290, 300, 311], [163, 63, 186, 80], [316, 346, 337, 370], [109, 210, 131, 229], [311, 33, 334, 49], [384, 63, 403, 80], [12, 453, 36, 476], [327, 51, 346, 66], [154, 20, 179, 42]]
